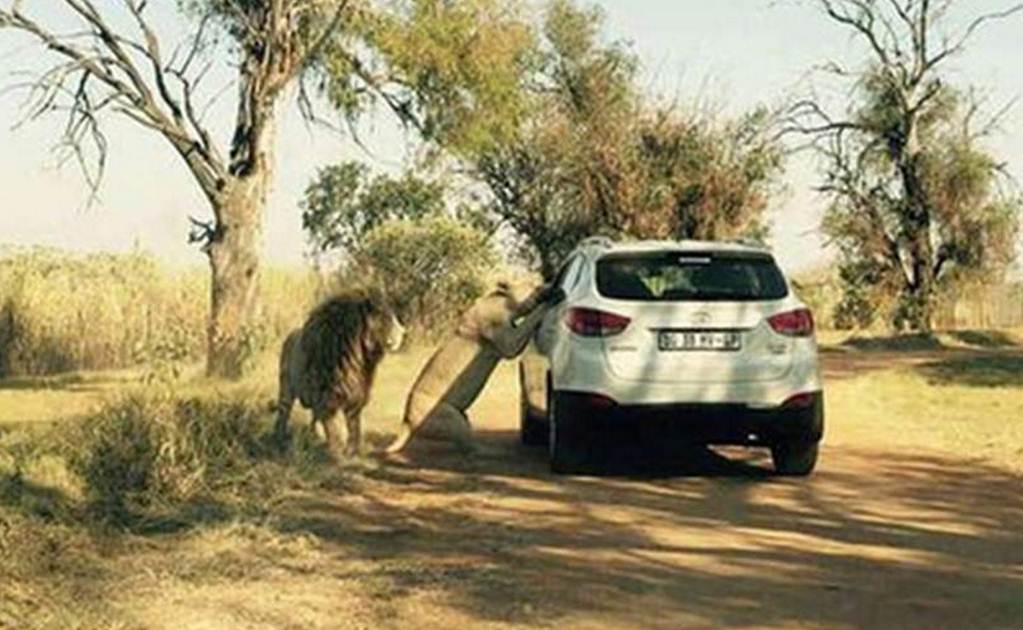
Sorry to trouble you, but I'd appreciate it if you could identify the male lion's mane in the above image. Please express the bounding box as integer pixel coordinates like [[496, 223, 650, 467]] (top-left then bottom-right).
[[294, 291, 392, 414]]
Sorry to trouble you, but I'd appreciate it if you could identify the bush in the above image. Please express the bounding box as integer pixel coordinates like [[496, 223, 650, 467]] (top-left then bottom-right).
[[0, 247, 318, 377], [348, 216, 496, 335], [64, 391, 265, 518]]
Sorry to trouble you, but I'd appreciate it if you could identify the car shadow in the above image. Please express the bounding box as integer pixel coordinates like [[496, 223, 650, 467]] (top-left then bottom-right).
[[387, 429, 776, 480]]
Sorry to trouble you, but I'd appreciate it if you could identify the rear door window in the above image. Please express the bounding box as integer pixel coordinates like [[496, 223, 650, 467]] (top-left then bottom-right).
[[596, 251, 788, 302]]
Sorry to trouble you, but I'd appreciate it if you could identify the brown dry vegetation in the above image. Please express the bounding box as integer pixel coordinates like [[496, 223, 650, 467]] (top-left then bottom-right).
[[2, 332, 1022, 629], [0, 249, 318, 377]]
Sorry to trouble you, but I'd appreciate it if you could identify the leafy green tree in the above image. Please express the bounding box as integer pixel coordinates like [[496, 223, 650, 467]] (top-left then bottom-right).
[[301, 164, 494, 331], [302, 162, 446, 253], [463, 0, 783, 278], [793, 0, 1022, 331], [354, 216, 496, 333]]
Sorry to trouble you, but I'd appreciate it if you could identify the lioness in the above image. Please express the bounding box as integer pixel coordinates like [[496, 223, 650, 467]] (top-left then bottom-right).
[[275, 291, 405, 458], [385, 280, 563, 454]]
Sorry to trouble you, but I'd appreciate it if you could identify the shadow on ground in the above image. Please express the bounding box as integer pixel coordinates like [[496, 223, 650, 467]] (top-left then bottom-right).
[[265, 429, 1023, 628], [837, 332, 945, 352], [0, 371, 135, 393], [945, 330, 1021, 349], [4, 400, 1022, 627], [916, 352, 1023, 388]]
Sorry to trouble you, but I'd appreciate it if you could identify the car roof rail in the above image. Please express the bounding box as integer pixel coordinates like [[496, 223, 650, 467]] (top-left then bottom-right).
[[727, 236, 768, 249], [578, 236, 614, 249]]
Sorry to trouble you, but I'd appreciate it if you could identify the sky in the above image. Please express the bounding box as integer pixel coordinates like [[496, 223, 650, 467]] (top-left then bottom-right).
[[1, 1, 1021, 275]]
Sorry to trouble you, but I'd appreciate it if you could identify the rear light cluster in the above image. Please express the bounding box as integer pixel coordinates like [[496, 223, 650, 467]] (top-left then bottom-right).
[[565, 307, 631, 337], [767, 308, 814, 337], [782, 392, 817, 409]]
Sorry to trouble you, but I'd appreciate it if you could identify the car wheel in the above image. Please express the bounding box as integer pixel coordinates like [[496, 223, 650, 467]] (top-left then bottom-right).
[[519, 369, 547, 446], [549, 391, 592, 475], [770, 441, 819, 476]]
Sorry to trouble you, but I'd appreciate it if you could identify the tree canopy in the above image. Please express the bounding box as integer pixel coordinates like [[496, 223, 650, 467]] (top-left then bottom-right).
[[792, 0, 1022, 330], [456, 0, 784, 277]]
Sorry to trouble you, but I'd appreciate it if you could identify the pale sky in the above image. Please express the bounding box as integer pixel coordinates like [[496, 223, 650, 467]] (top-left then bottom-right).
[[1, 1, 1021, 275]]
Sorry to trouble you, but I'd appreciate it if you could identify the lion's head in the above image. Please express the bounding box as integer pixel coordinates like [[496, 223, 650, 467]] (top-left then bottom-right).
[[293, 291, 406, 412], [492, 277, 544, 314]]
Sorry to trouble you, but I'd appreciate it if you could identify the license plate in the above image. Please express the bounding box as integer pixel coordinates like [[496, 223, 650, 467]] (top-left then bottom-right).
[[658, 330, 742, 351]]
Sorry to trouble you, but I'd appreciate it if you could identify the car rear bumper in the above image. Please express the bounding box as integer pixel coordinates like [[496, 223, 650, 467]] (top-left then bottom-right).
[[556, 390, 824, 446], [548, 340, 823, 408]]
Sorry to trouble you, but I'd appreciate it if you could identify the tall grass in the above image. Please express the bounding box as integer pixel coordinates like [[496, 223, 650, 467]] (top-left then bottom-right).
[[0, 247, 318, 377]]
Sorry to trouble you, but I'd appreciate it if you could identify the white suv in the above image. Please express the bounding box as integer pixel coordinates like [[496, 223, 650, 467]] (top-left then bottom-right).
[[520, 238, 823, 476]]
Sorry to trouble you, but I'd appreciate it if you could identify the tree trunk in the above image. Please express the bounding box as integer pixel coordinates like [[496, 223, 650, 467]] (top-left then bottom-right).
[[897, 138, 935, 333], [206, 171, 268, 378], [902, 245, 936, 333]]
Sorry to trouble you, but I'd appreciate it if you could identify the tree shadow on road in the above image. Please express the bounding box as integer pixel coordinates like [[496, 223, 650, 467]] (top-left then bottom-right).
[[915, 352, 1023, 388], [267, 428, 1023, 628], [7, 413, 1020, 628]]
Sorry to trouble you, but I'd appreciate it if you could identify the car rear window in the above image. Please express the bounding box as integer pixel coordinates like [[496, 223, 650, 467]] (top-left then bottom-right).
[[596, 251, 788, 302]]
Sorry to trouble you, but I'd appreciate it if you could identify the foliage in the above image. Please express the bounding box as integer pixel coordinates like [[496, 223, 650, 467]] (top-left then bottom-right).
[[462, 0, 784, 277], [2, 0, 535, 377], [349, 216, 496, 334], [302, 161, 447, 253], [798, 1, 1022, 331], [363, 0, 535, 152], [66, 391, 267, 520], [822, 84, 1020, 331], [301, 163, 495, 333], [0, 248, 317, 377], [0, 390, 338, 536]]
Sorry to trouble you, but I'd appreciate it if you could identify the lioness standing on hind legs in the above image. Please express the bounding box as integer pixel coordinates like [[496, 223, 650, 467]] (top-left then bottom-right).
[[385, 280, 564, 455], [275, 292, 406, 460]]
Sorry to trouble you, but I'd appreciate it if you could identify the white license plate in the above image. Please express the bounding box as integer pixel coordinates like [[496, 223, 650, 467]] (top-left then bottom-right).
[[658, 330, 742, 351]]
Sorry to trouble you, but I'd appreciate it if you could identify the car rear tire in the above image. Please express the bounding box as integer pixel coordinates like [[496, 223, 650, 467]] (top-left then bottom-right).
[[770, 441, 819, 476], [549, 391, 594, 475]]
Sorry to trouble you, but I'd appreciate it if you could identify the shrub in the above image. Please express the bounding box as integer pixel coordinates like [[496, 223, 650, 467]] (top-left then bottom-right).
[[347, 216, 496, 335], [64, 391, 267, 518]]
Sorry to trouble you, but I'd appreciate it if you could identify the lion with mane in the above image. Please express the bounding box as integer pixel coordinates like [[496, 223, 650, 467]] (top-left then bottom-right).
[[274, 290, 405, 458]]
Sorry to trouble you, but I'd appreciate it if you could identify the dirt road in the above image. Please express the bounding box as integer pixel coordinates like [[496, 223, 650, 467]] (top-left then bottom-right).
[[109, 348, 1023, 629]]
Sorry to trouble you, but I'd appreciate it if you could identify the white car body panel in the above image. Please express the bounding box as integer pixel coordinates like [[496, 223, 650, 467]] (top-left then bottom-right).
[[531, 239, 823, 410]]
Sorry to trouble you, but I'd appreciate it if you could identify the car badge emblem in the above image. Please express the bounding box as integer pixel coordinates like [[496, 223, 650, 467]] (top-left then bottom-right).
[[691, 311, 712, 325]]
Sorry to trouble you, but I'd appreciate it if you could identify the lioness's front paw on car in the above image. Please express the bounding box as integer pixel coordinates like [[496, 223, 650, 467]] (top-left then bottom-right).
[[542, 285, 566, 305]]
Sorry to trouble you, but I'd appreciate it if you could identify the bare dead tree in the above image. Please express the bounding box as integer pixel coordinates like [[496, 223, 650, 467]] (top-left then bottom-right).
[[788, 0, 1023, 331], [0, 0, 367, 377]]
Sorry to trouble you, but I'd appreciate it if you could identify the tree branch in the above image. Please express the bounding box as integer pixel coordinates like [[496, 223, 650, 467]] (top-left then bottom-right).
[[0, 1, 227, 202]]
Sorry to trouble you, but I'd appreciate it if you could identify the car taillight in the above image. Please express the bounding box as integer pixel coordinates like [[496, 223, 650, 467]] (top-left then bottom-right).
[[767, 308, 814, 337], [581, 393, 617, 410], [781, 392, 817, 409], [565, 307, 631, 337]]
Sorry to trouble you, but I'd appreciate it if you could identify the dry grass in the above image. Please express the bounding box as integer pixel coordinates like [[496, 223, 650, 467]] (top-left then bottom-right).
[[825, 360, 1023, 474], [0, 247, 318, 377]]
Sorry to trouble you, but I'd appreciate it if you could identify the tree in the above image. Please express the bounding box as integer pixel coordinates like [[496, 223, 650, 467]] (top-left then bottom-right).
[[791, 0, 1022, 331], [463, 0, 783, 278], [354, 216, 496, 333], [301, 161, 446, 253], [0, 1, 372, 376], [0, 0, 532, 377], [301, 164, 494, 331]]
